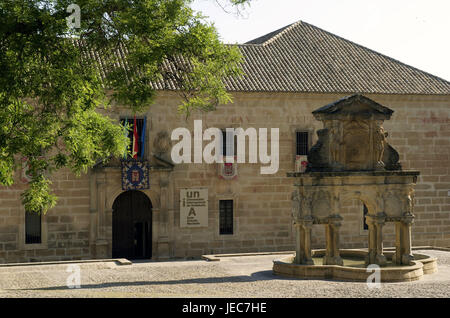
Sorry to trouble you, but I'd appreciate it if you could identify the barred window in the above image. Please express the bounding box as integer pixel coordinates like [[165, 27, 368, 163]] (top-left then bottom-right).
[[296, 131, 309, 156], [219, 200, 234, 235], [25, 211, 41, 244], [120, 117, 147, 159]]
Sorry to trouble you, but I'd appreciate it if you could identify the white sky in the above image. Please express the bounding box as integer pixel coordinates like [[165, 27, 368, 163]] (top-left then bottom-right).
[[191, 0, 450, 81]]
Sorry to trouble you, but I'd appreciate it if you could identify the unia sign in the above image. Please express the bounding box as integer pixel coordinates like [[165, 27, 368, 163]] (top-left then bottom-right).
[[171, 120, 279, 174]]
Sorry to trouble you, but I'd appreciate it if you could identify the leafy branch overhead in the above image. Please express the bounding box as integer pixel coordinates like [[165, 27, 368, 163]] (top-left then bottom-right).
[[0, 0, 248, 213]]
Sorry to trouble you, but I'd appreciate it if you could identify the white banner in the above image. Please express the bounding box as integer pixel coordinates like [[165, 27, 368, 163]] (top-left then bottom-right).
[[180, 188, 208, 228]]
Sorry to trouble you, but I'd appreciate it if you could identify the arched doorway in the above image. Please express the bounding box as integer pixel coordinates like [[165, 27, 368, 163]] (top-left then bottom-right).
[[112, 190, 152, 259]]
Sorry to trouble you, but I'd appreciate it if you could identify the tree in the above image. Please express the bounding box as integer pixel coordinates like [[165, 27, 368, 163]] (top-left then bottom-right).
[[0, 0, 248, 214]]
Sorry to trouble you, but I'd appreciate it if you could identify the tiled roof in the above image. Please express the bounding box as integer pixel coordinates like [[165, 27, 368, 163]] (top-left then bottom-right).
[[79, 21, 450, 95], [229, 21, 450, 94]]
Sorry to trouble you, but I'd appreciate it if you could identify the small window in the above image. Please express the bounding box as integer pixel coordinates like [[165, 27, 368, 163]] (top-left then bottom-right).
[[25, 211, 41, 244], [296, 131, 309, 156], [222, 129, 237, 157], [363, 204, 368, 230], [219, 200, 234, 235], [120, 117, 147, 159]]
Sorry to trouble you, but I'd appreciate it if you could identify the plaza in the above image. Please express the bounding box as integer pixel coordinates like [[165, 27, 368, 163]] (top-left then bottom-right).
[[0, 249, 449, 298]]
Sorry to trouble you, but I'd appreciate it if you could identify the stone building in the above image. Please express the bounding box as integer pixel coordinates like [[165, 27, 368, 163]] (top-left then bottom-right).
[[1, 21, 449, 263]]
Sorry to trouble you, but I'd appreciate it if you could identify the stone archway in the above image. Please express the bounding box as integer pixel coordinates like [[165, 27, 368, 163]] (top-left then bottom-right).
[[112, 190, 153, 259], [91, 165, 172, 260]]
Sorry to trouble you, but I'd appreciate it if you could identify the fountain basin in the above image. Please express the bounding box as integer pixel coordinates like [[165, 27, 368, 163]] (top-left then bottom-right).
[[273, 249, 437, 282]]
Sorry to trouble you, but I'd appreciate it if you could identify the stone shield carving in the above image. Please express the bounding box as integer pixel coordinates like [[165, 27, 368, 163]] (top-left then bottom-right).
[[311, 190, 331, 219], [384, 191, 402, 218], [153, 130, 172, 155], [343, 120, 370, 170]]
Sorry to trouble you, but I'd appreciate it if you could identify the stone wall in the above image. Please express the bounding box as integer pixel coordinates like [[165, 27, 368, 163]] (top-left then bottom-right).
[[0, 92, 449, 263], [0, 169, 91, 263], [380, 95, 450, 247]]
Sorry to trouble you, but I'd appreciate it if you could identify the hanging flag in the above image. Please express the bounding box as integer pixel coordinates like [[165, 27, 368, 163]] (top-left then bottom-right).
[[140, 117, 147, 160], [122, 118, 128, 159], [132, 115, 139, 159]]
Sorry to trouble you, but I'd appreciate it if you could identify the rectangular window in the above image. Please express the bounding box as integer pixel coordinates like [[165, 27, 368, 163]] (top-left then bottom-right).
[[219, 200, 234, 235], [363, 204, 368, 230], [296, 131, 309, 156], [222, 129, 237, 157], [25, 211, 41, 244], [120, 117, 147, 159]]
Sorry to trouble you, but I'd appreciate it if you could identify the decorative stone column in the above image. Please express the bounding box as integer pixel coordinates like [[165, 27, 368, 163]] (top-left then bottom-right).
[[401, 214, 414, 265], [366, 214, 377, 265], [324, 223, 333, 264], [95, 171, 109, 258], [392, 214, 414, 265], [294, 217, 314, 265], [294, 224, 304, 264], [392, 221, 403, 265], [323, 215, 343, 266], [303, 219, 314, 265], [156, 170, 171, 260], [375, 213, 387, 266], [366, 212, 387, 265]]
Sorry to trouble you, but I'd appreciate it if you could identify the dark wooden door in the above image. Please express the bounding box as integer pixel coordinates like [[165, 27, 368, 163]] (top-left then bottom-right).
[[112, 190, 152, 259]]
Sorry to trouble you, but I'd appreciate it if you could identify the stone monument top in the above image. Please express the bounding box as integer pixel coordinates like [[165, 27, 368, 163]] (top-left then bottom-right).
[[307, 94, 401, 172]]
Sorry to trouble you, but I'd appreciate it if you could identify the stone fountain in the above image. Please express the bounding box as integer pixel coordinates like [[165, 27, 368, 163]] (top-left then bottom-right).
[[273, 94, 437, 282]]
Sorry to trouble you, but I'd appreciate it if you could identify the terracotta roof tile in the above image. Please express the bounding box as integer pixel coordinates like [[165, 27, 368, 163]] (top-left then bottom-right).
[[80, 20, 450, 95], [227, 21, 450, 94]]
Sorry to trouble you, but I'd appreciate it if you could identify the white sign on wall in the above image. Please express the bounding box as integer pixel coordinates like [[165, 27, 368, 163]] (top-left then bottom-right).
[[180, 188, 208, 228]]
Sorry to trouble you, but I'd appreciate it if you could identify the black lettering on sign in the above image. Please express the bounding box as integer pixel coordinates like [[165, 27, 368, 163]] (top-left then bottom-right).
[[188, 207, 196, 216], [187, 191, 200, 198]]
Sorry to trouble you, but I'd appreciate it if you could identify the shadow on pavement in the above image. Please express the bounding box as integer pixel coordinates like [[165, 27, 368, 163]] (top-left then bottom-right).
[[15, 270, 296, 291]]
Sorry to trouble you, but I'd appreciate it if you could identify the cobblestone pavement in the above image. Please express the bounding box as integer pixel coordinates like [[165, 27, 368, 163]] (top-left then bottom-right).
[[0, 250, 449, 298]]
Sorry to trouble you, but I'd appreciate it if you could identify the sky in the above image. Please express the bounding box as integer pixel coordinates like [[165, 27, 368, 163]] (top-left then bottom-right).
[[191, 0, 450, 81]]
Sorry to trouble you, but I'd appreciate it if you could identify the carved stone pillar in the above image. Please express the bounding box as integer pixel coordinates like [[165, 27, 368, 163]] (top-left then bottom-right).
[[366, 212, 387, 266], [156, 171, 171, 260], [401, 215, 414, 265], [324, 223, 332, 264], [294, 217, 314, 265], [366, 214, 377, 265], [95, 171, 108, 258], [375, 215, 387, 266], [303, 220, 314, 265], [323, 215, 343, 266], [294, 224, 304, 264], [392, 221, 403, 265], [331, 217, 343, 266]]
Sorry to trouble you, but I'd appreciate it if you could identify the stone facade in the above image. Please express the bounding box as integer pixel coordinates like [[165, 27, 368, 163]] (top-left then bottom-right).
[[0, 92, 449, 263]]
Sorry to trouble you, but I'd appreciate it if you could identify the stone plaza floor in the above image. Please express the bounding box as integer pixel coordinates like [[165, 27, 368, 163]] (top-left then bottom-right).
[[0, 249, 449, 298]]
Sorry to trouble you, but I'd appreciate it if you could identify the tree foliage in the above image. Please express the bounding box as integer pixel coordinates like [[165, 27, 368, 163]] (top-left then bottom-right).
[[0, 0, 247, 213]]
